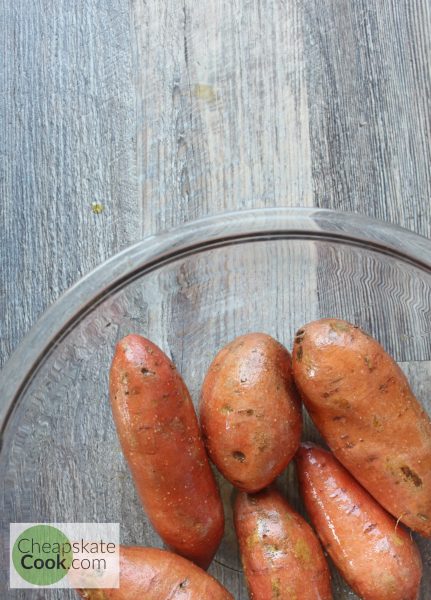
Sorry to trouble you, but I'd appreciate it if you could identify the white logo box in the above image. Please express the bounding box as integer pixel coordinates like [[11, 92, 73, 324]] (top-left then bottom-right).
[[10, 522, 120, 589]]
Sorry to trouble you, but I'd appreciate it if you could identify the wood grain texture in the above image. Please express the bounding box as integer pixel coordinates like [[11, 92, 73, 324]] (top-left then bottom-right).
[[0, 0, 139, 367], [2, 0, 430, 367], [304, 0, 431, 232], [133, 0, 313, 237]]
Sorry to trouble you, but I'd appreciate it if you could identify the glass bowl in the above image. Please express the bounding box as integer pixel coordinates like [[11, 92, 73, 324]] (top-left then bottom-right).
[[1, 207, 430, 599]]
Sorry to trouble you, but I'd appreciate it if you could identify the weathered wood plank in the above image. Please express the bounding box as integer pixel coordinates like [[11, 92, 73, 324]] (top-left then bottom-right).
[[2, 0, 430, 367], [132, 0, 313, 238], [0, 0, 139, 367], [303, 0, 431, 234]]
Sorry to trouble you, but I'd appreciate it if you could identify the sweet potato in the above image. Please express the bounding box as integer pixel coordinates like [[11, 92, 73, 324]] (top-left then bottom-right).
[[234, 487, 332, 600], [76, 546, 233, 599], [292, 318, 431, 537], [110, 335, 224, 569], [200, 333, 301, 492], [296, 444, 422, 600]]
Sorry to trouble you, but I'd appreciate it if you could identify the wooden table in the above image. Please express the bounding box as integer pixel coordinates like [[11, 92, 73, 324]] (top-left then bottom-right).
[[1, 1, 430, 367]]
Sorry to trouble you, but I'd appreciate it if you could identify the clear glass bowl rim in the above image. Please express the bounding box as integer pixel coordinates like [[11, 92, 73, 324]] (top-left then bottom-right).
[[1, 206, 431, 437]]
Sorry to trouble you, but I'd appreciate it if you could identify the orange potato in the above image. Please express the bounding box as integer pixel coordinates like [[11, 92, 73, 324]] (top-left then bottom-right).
[[76, 546, 233, 599], [296, 443, 422, 600], [110, 335, 224, 569], [234, 487, 332, 600], [200, 333, 302, 492], [292, 318, 431, 537]]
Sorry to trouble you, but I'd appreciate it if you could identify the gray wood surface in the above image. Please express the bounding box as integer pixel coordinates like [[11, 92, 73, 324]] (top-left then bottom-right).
[[1, 0, 430, 368], [1, 1, 431, 599]]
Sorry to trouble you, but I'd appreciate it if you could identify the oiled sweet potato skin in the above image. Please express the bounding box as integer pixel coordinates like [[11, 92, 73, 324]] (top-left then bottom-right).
[[110, 335, 224, 569], [234, 488, 332, 600], [292, 318, 431, 537], [200, 333, 302, 492], [76, 546, 233, 599], [296, 444, 422, 600]]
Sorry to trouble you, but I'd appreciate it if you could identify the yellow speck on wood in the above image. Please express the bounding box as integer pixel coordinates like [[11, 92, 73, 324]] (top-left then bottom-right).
[[193, 83, 217, 102], [91, 201, 104, 214]]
